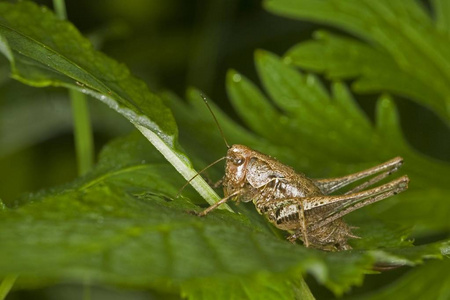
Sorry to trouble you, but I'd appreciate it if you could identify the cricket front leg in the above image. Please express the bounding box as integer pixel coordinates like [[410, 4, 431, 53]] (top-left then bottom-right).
[[314, 157, 404, 195], [196, 191, 239, 216]]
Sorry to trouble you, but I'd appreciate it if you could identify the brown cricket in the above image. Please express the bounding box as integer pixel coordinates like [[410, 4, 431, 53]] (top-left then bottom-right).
[[189, 96, 409, 251]]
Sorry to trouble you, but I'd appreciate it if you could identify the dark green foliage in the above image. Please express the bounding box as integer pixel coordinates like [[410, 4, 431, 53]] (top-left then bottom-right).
[[265, 0, 450, 125]]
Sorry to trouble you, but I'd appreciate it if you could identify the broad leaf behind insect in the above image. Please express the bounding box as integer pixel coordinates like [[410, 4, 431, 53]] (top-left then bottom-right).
[[171, 50, 450, 239]]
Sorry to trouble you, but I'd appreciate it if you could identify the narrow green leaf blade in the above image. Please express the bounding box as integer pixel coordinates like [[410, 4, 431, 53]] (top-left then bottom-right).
[[432, 0, 450, 34], [226, 69, 285, 141], [0, 275, 18, 300], [0, 1, 221, 208]]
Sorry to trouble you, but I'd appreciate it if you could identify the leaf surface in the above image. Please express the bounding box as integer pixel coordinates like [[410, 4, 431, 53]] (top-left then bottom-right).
[[355, 259, 450, 300]]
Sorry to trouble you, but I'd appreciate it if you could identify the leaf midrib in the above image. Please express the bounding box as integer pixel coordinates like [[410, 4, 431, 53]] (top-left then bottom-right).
[[0, 22, 143, 116]]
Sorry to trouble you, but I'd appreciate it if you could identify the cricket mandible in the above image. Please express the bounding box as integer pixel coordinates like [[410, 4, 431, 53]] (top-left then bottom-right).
[[189, 95, 409, 251]]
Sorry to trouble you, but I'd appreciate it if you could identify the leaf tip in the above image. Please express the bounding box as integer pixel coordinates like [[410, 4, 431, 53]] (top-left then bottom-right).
[[226, 69, 243, 84], [312, 30, 329, 40], [376, 94, 395, 114], [261, 0, 274, 11], [254, 48, 274, 63]]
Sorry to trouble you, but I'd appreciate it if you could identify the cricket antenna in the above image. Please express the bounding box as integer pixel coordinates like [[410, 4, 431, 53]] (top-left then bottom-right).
[[176, 156, 228, 197], [200, 94, 230, 149]]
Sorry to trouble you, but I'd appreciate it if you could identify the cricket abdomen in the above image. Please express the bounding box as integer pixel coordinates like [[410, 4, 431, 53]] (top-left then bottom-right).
[[267, 203, 304, 231]]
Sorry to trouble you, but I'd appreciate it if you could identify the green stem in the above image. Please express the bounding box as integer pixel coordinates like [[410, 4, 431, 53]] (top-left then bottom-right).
[[52, 0, 67, 20], [296, 276, 315, 300], [83, 279, 91, 300], [70, 89, 94, 175], [0, 275, 18, 300], [53, 0, 94, 175]]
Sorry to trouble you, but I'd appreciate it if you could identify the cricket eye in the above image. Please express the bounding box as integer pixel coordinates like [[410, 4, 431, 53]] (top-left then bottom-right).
[[234, 158, 244, 165]]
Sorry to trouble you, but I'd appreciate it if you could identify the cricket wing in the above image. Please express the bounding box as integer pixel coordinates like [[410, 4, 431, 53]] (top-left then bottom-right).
[[246, 158, 284, 188]]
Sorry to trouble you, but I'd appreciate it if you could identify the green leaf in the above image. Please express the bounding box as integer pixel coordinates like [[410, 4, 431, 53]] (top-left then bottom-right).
[[0, 1, 224, 210], [284, 31, 439, 112], [356, 259, 450, 300], [181, 273, 315, 300], [0, 275, 18, 300], [265, 0, 450, 124], [251, 50, 374, 163], [0, 132, 444, 297], [432, 0, 450, 34]]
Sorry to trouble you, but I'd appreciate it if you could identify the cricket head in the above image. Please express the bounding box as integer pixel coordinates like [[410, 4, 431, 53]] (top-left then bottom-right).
[[223, 144, 254, 201]]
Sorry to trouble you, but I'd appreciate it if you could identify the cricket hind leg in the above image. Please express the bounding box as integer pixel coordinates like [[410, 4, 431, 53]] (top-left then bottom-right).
[[313, 157, 404, 195], [307, 175, 409, 231]]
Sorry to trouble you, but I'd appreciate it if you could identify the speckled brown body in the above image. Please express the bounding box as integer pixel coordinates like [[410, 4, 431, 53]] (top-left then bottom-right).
[[222, 145, 356, 250], [198, 144, 409, 251]]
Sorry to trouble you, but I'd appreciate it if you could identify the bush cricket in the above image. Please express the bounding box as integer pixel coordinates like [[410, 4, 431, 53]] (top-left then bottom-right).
[[185, 95, 409, 251]]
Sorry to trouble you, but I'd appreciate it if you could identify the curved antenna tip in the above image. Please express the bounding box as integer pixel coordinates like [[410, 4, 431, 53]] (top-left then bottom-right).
[[200, 94, 230, 149]]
